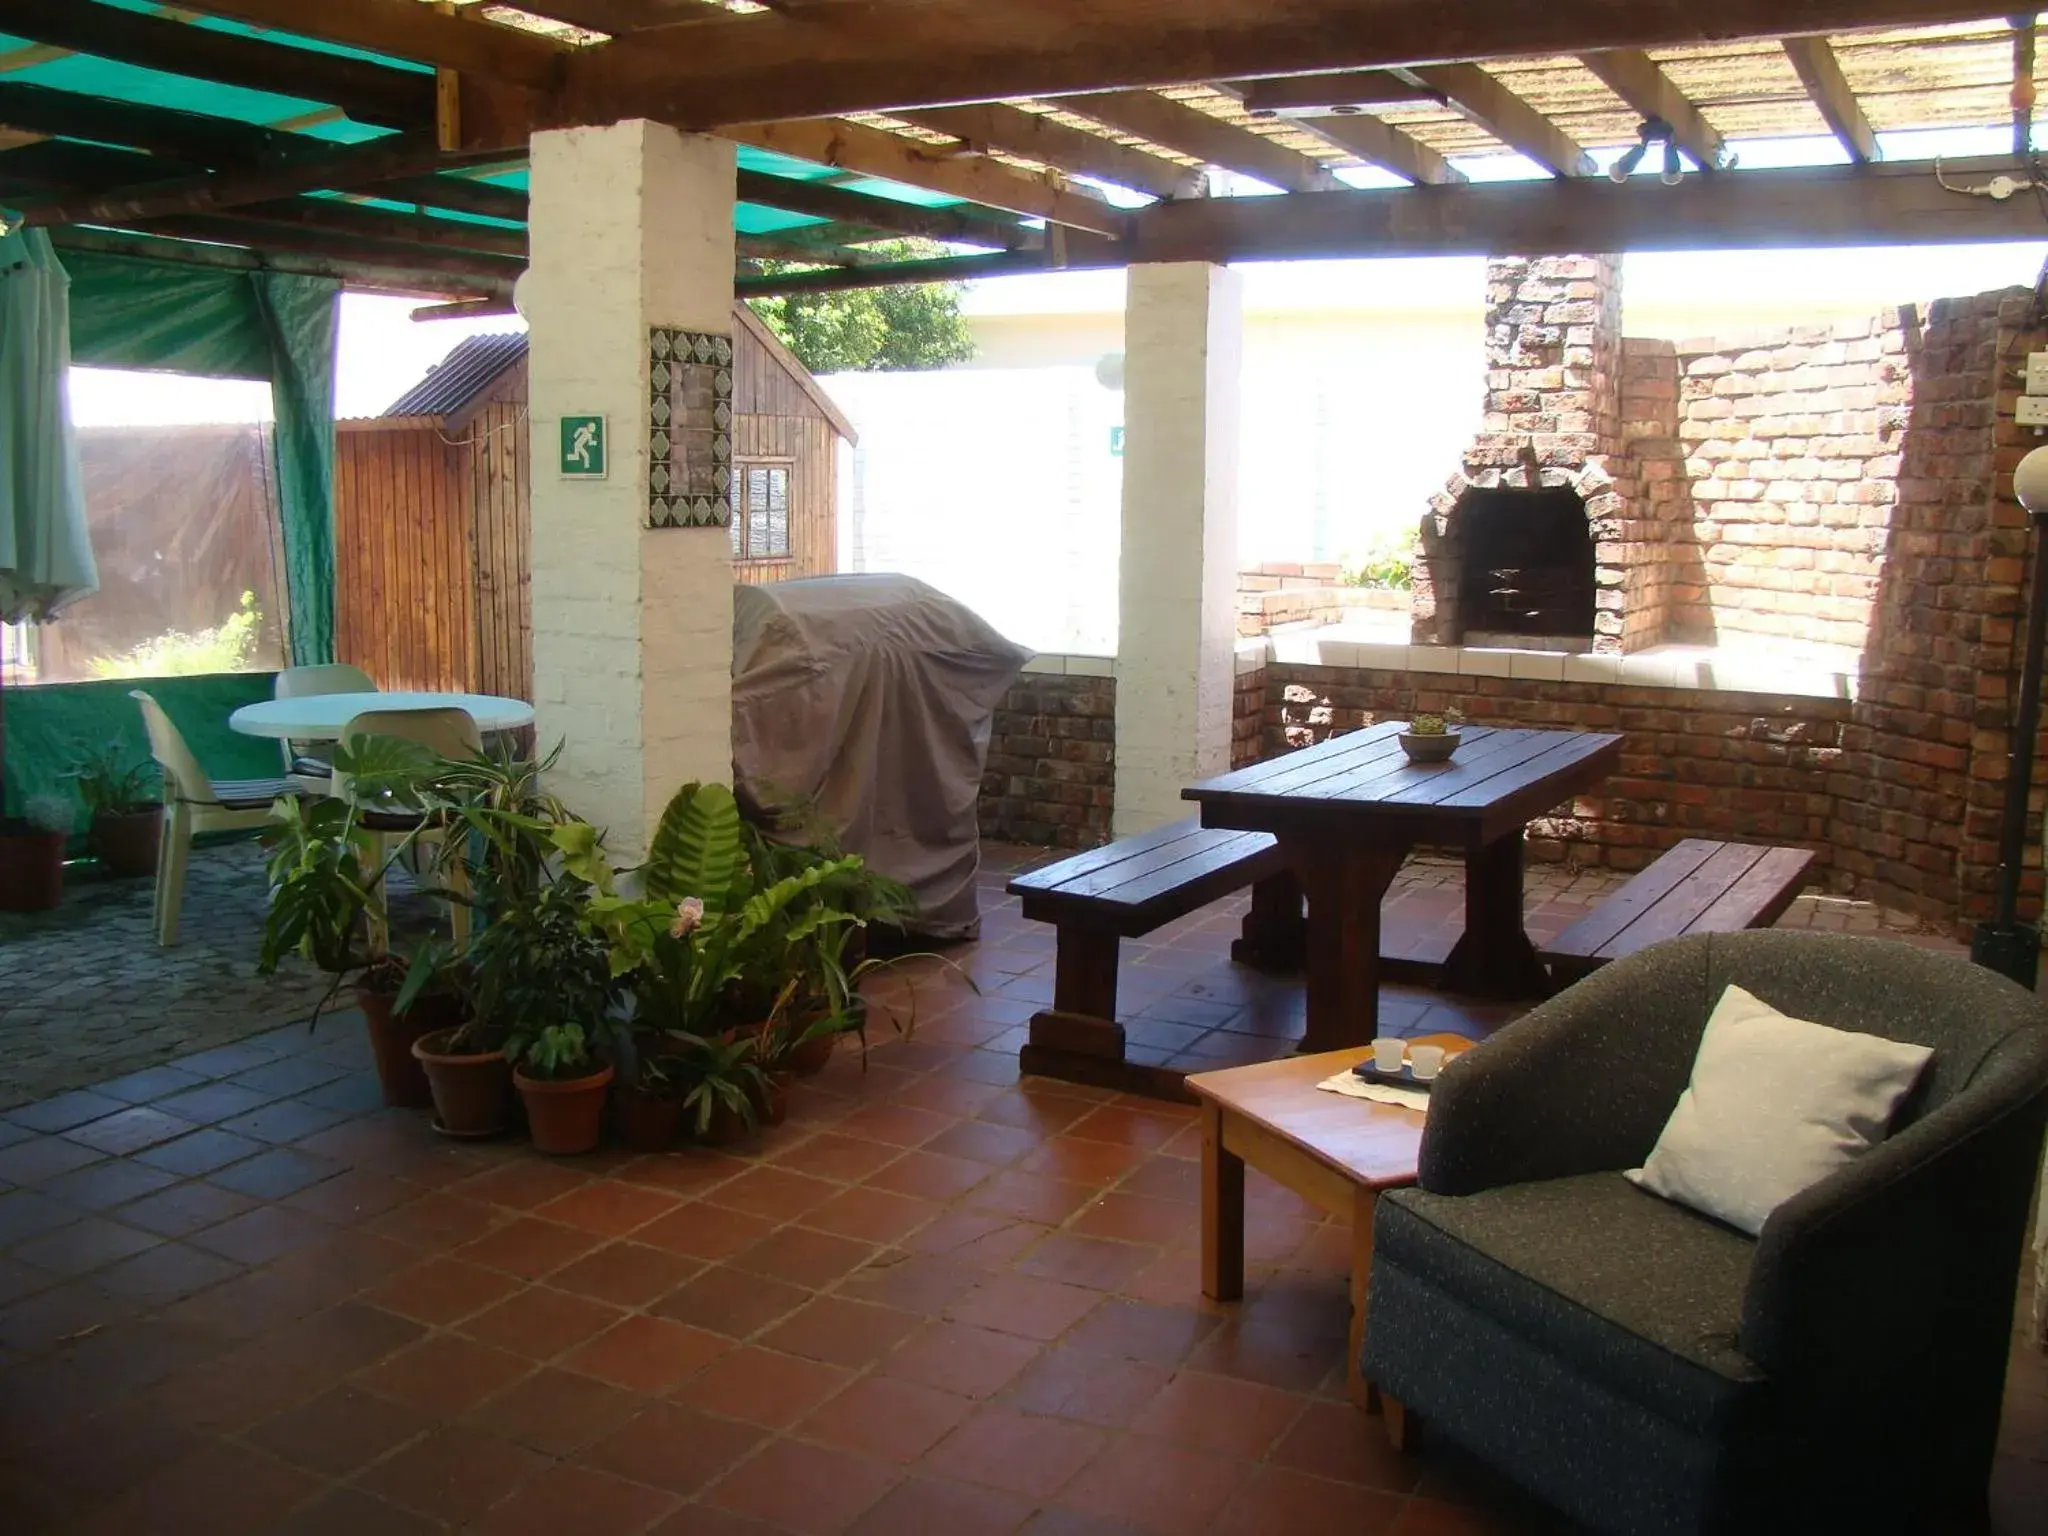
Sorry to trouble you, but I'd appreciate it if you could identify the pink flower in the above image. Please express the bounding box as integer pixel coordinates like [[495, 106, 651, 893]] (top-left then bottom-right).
[[669, 896, 705, 939]]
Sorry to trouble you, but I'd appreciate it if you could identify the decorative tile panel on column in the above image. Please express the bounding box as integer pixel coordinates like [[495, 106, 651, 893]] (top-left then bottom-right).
[[648, 327, 734, 529]]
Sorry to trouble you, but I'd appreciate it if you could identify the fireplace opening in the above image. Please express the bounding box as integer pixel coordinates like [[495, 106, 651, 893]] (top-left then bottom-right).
[[1453, 485, 1595, 650]]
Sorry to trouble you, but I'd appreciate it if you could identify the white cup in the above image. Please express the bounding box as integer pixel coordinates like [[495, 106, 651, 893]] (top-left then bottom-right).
[[1372, 1037, 1405, 1073], [1408, 1044, 1446, 1080]]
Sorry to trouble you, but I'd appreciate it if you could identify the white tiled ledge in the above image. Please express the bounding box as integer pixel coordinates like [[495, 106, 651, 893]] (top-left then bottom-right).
[[1019, 652, 1115, 678], [1245, 632, 1859, 701]]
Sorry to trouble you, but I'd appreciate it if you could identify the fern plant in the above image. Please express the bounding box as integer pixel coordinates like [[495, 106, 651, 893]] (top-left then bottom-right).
[[644, 781, 751, 918]]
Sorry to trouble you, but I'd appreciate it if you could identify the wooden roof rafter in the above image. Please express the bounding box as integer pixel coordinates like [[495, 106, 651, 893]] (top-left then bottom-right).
[[1783, 35, 1885, 160]]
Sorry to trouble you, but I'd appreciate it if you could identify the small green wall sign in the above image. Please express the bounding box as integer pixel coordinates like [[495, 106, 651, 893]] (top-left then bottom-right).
[[560, 414, 608, 478], [1109, 424, 1125, 458]]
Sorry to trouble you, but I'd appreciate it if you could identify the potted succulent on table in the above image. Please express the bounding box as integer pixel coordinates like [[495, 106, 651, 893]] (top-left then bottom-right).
[[1399, 711, 1463, 763], [63, 739, 160, 877], [0, 793, 72, 912]]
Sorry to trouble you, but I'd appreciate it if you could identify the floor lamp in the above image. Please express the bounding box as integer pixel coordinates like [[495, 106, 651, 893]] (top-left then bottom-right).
[[1972, 443, 2048, 987]]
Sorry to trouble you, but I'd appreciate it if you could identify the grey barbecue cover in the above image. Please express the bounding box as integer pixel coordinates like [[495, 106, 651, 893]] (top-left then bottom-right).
[[732, 575, 1032, 940]]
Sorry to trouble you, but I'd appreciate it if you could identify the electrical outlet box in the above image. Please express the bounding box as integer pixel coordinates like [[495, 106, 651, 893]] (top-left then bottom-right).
[[2028, 353, 2048, 393], [2018, 394, 2048, 427]]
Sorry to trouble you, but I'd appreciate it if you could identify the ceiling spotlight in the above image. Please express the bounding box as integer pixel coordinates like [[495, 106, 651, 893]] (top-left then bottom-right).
[[1660, 138, 1684, 185], [1609, 116, 1680, 183]]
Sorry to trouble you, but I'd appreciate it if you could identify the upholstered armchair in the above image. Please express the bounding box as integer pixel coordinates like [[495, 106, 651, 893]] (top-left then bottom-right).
[[1361, 930, 2048, 1536]]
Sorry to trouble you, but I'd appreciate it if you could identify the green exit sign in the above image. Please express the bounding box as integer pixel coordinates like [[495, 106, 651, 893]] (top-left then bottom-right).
[[559, 414, 607, 478], [1109, 425, 1125, 457]]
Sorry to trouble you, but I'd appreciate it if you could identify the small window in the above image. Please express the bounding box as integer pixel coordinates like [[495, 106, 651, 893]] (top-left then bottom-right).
[[731, 462, 791, 560]]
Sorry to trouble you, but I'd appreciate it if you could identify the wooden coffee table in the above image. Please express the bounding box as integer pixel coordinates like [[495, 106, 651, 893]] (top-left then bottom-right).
[[1186, 1034, 1472, 1409]]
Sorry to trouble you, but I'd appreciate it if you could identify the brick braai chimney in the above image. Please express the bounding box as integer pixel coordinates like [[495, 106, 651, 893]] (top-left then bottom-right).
[[1412, 254, 1637, 654]]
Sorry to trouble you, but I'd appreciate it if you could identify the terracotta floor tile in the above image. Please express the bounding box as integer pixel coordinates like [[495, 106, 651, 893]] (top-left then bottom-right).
[[15, 1396, 206, 1503], [245, 1383, 433, 1475], [646, 1505, 785, 1536], [1132, 1369, 1309, 1458], [918, 1401, 1105, 1499], [655, 1261, 812, 1338], [674, 1344, 853, 1428], [530, 1178, 681, 1237], [92, 1241, 243, 1306], [472, 1461, 683, 1536], [635, 1201, 778, 1261], [758, 1294, 922, 1369], [767, 1132, 904, 1183], [271, 1486, 441, 1536], [1064, 1103, 1189, 1151], [461, 1159, 594, 1211], [1185, 1318, 1345, 1394], [834, 1101, 959, 1148], [1020, 1134, 1152, 1184], [1074, 1188, 1198, 1241], [615, 1149, 751, 1197], [901, 1207, 1050, 1270], [458, 1216, 604, 1280], [1212, 1466, 1409, 1536], [364, 1256, 525, 1324], [706, 1436, 903, 1535], [976, 1090, 1095, 1136], [76, 1437, 323, 1536], [1063, 1300, 1224, 1366], [861, 1148, 994, 1202], [1270, 1400, 1426, 1493], [799, 1372, 974, 1461], [460, 1285, 627, 1358], [967, 1170, 1099, 1226], [1059, 1435, 1256, 1534], [888, 1072, 1011, 1117], [547, 1240, 701, 1308], [701, 1164, 844, 1220], [800, 1185, 941, 1245], [845, 1474, 1037, 1536], [923, 1119, 1042, 1167], [564, 1313, 733, 1393], [1021, 1508, 1151, 1536], [878, 1318, 1042, 1399], [837, 1250, 983, 1315], [1017, 1232, 1162, 1293], [367, 1191, 503, 1250], [999, 1345, 1174, 1428], [728, 1225, 876, 1289], [352, 1333, 532, 1416], [356, 1423, 547, 1525], [945, 1272, 1103, 1341], [464, 1365, 646, 1456]]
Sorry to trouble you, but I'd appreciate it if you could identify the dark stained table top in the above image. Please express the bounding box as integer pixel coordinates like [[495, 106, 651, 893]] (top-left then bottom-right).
[[1184, 720, 1623, 848]]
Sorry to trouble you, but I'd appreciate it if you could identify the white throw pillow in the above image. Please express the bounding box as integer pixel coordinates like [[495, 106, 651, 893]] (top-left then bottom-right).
[[1626, 983, 1933, 1236]]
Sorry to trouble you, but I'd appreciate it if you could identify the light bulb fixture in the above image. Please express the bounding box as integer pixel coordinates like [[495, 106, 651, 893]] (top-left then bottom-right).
[[1608, 117, 1681, 184]]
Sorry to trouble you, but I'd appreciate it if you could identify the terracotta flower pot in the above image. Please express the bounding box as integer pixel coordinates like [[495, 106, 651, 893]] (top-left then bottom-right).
[[89, 807, 162, 879], [0, 822, 66, 912], [752, 1071, 792, 1128], [694, 1098, 753, 1147], [357, 986, 463, 1109], [784, 1030, 838, 1078], [613, 1084, 682, 1153], [412, 1027, 514, 1137], [516, 1064, 615, 1155]]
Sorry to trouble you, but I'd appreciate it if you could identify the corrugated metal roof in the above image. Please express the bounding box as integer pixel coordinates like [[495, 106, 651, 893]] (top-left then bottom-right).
[[380, 331, 527, 418]]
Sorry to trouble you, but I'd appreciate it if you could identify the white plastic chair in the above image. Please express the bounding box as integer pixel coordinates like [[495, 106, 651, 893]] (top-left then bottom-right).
[[339, 707, 481, 956], [273, 662, 377, 784], [131, 690, 298, 947]]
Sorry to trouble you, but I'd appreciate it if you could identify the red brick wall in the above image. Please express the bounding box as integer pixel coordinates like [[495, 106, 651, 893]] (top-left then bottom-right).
[[1232, 663, 1265, 768], [978, 673, 1115, 848]]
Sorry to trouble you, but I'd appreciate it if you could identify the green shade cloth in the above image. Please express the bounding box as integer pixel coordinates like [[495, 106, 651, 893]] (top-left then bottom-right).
[[0, 227, 95, 625], [62, 250, 339, 665]]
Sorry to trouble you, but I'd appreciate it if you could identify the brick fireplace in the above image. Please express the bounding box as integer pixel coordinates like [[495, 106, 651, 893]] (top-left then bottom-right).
[[1412, 254, 1645, 654]]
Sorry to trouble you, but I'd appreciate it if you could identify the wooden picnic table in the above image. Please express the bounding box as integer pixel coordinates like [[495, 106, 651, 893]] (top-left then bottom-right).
[[1183, 720, 1622, 1052]]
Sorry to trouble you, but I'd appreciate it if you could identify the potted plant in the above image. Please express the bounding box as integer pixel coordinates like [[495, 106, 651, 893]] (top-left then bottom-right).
[[0, 793, 71, 912], [1400, 711, 1463, 763], [673, 1029, 767, 1145], [512, 1024, 615, 1155], [490, 880, 622, 1155], [63, 739, 160, 877], [613, 1041, 684, 1153]]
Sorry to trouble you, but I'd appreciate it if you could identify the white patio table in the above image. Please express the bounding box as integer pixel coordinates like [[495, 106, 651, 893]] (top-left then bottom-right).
[[228, 690, 535, 741]]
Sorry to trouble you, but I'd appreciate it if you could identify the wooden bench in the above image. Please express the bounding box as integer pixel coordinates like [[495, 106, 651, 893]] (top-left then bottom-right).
[[1008, 818, 1307, 1093], [1541, 838, 1816, 983]]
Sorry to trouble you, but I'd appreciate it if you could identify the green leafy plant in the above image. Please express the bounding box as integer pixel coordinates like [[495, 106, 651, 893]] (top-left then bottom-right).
[[643, 780, 751, 918], [672, 1029, 767, 1137], [63, 739, 158, 820], [1342, 530, 1418, 591], [471, 878, 621, 1065], [519, 1023, 595, 1082], [748, 246, 976, 374], [88, 591, 265, 678]]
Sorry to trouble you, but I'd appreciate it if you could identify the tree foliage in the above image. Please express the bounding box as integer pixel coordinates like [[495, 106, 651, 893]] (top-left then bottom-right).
[[747, 243, 976, 375]]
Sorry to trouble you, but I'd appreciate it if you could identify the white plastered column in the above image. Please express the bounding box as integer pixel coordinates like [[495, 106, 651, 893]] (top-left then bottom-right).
[[1113, 262, 1243, 835], [526, 120, 736, 859]]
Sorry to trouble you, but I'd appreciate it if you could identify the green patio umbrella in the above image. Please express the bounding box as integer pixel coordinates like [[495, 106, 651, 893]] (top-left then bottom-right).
[[0, 222, 96, 821]]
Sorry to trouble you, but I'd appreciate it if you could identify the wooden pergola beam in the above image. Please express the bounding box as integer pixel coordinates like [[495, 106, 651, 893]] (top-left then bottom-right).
[[1579, 49, 1728, 171], [125, 213, 524, 287], [560, 0, 2013, 130], [735, 248, 1061, 296], [0, 78, 296, 167], [177, 0, 571, 89], [50, 225, 507, 299], [1126, 155, 2040, 264], [1287, 112, 1464, 186], [1052, 90, 1336, 193], [1232, 72, 1443, 113], [16, 137, 514, 230], [505, 0, 709, 31], [372, 173, 529, 223], [225, 197, 528, 260], [0, 0, 433, 130], [1783, 36, 1882, 163], [898, 103, 1203, 200], [721, 118, 1128, 237], [736, 231, 885, 267], [1405, 64, 1595, 176], [734, 167, 1028, 248]]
